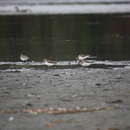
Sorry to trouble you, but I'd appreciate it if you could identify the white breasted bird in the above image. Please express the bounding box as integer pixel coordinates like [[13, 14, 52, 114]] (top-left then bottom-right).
[[77, 54, 91, 61], [20, 54, 30, 62], [43, 59, 57, 67], [78, 60, 92, 67], [76, 54, 96, 67]]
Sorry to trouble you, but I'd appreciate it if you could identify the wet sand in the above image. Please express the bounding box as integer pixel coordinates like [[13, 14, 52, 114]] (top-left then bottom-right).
[[0, 67, 130, 130]]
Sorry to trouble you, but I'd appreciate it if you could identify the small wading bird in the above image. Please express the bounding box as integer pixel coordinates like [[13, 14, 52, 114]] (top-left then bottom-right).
[[15, 6, 30, 13], [78, 60, 92, 67], [20, 54, 30, 62], [77, 54, 91, 61], [43, 59, 57, 67], [77, 54, 96, 67]]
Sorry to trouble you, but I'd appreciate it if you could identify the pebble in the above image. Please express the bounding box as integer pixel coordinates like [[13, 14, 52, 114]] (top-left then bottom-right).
[[82, 107, 88, 111], [75, 106, 81, 110], [22, 83, 26, 86], [8, 116, 14, 121], [72, 94, 78, 98], [48, 107, 54, 111]]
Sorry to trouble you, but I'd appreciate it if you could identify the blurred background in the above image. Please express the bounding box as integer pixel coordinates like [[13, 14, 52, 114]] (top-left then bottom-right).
[[0, 14, 130, 61]]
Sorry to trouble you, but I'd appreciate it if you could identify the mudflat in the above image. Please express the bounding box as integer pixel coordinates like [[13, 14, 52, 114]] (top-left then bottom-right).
[[0, 67, 130, 130]]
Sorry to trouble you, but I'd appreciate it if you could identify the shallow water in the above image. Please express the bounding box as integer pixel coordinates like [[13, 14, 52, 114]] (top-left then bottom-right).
[[0, 14, 130, 70]]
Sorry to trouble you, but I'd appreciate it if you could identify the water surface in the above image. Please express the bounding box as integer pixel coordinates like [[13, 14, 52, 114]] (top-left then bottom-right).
[[0, 14, 130, 69]]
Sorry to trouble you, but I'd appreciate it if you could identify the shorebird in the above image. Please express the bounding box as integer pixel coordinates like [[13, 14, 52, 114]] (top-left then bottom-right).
[[15, 6, 30, 13], [20, 54, 30, 62], [77, 54, 91, 61], [78, 60, 92, 67], [43, 59, 57, 67]]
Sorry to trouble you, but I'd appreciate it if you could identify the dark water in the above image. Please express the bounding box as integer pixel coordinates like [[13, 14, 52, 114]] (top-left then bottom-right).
[[0, 14, 130, 62]]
